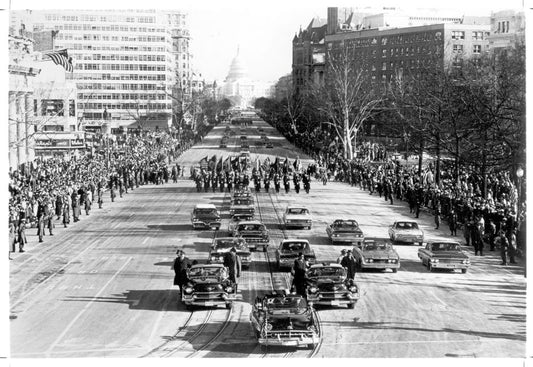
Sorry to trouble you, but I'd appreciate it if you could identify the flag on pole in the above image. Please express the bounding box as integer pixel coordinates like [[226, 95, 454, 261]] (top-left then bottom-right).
[[44, 49, 74, 72], [208, 155, 217, 171], [223, 156, 231, 172], [216, 157, 223, 172]]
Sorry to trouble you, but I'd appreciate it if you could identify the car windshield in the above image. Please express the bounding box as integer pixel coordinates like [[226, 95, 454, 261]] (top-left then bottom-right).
[[281, 242, 308, 252], [214, 239, 247, 250], [266, 296, 307, 309], [396, 222, 419, 230], [287, 208, 309, 215], [307, 267, 345, 278], [237, 224, 265, 231], [189, 267, 226, 278], [431, 243, 460, 251], [195, 209, 218, 216], [363, 242, 391, 251], [333, 220, 358, 228]]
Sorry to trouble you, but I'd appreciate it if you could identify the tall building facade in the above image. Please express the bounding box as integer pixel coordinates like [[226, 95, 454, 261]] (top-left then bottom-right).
[[8, 33, 40, 169], [488, 9, 525, 50], [292, 17, 327, 93], [324, 7, 490, 89], [12, 10, 193, 132]]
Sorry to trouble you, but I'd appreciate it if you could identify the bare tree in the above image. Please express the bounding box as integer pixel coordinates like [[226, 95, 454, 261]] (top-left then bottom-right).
[[313, 44, 383, 159]]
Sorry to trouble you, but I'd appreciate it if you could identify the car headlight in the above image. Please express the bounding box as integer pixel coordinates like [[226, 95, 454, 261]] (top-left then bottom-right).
[[265, 323, 273, 331], [224, 286, 233, 293], [431, 259, 439, 263], [349, 286, 358, 293], [462, 259, 469, 264], [184, 287, 194, 294], [307, 220, 311, 223], [333, 234, 338, 237], [308, 287, 318, 294], [367, 259, 373, 263]]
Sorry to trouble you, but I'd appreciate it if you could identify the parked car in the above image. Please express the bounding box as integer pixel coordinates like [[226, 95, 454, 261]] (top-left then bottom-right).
[[283, 206, 312, 229], [388, 221, 424, 245], [232, 220, 269, 252], [191, 203, 221, 230], [181, 264, 236, 309], [418, 241, 470, 273], [306, 263, 360, 308], [352, 238, 400, 272], [275, 239, 316, 270], [209, 237, 252, 268], [326, 219, 364, 246], [250, 292, 320, 348]]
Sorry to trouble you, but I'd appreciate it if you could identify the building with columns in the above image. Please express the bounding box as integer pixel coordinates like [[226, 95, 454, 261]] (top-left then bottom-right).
[[8, 33, 40, 169], [219, 48, 273, 109]]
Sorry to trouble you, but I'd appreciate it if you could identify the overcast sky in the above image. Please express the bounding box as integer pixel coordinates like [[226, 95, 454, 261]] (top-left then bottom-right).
[[8, 0, 527, 84]]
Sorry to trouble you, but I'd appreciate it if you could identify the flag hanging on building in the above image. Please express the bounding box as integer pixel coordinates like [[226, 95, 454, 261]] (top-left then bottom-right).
[[44, 49, 74, 72]]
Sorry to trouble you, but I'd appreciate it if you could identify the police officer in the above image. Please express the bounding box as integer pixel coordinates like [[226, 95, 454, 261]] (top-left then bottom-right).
[[291, 252, 309, 296], [274, 173, 280, 193], [284, 174, 290, 193], [223, 247, 242, 290], [341, 250, 358, 280]]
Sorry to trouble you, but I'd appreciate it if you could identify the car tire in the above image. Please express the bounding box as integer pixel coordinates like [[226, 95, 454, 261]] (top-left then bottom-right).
[[263, 246, 267, 253], [461, 269, 467, 274], [226, 303, 232, 309], [392, 268, 398, 273], [276, 260, 280, 270], [186, 304, 194, 311], [418, 242, 423, 246], [348, 302, 355, 309], [307, 344, 315, 350]]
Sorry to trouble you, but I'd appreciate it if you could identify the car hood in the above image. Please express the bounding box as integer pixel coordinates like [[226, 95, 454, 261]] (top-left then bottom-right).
[[422, 251, 468, 259], [331, 227, 363, 233]]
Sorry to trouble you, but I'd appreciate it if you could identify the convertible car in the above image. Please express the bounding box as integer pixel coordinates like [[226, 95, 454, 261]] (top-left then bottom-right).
[[181, 264, 237, 309], [418, 241, 470, 273], [275, 239, 316, 270], [388, 221, 424, 245], [250, 292, 320, 348], [306, 263, 360, 308], [352, 238, 400, 272], [283, 206, 312, 229], [232, 220, 270, 252], [326, 219, 364, 246], [209, 237, 252, 268], [229, 195, 255, 221]]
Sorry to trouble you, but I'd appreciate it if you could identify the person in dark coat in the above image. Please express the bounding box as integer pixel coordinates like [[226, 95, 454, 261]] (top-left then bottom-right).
[[448, 209, 458, 236], [341, 250, 358, 280], [291, 252, 309, 296], [223, 247, 242, 289], [173, 250, 192, 293]]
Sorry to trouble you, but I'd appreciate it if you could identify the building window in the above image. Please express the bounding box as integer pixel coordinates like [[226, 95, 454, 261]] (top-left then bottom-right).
[[453, 44, 464, 53], [473, 45, 481, 54], [452, 31, 465, 40], [472, 31, 483, 40], [69, 100, 76, 116], [41, 99, 64, 116], [382, 49, 387, 57], [382, 62, 387, 70]]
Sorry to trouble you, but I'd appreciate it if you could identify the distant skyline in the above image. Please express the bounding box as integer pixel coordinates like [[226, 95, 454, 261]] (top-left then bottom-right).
[[8, 0, 526, 84]]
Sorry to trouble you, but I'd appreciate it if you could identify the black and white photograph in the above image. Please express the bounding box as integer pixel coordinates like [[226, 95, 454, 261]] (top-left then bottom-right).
[[3, 0, 528, 363]]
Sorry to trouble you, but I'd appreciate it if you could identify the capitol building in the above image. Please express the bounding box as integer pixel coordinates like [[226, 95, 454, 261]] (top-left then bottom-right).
[[219, 48, 273, 109]]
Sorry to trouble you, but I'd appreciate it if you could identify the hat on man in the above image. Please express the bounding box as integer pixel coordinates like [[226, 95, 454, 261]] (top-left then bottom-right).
[[341, 249, 347, 254]]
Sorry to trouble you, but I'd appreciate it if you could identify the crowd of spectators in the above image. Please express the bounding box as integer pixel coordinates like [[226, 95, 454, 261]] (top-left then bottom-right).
[[8, 131, 193, 255], [288, 128, 526, 259]]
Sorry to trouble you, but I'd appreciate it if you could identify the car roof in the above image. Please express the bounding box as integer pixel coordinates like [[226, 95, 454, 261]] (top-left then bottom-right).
[[236, 220, 263, 225], [195, 204, 217, 209], [281, 239, 309, 244]]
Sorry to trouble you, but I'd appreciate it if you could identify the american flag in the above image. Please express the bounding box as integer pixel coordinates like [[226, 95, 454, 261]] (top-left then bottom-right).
[[44, 49, 74, 72]]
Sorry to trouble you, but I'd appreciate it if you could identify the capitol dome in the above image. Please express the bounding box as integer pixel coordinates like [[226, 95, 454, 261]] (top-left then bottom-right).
[[224, 48, 249, 82]]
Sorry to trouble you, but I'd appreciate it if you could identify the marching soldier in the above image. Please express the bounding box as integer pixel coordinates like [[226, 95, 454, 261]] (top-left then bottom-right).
[[283, 174, 290, 193], [274, 173, 280, 193], [264, 176, 270, 193]]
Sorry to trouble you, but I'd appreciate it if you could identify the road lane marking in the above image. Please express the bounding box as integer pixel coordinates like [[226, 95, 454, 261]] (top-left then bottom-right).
[[44, 257, 133, 357], [320, 338, 483, 346], [147, 288, 173, 344]]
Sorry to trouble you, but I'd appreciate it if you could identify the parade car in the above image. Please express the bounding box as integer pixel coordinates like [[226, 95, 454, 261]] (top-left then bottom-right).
[[388, 221, 424, 245], [250, 292, 320, 348], [266, 141, 274, 149], [275, 239, 316, 270], [191, 203, 221, 230], [418, 241, 470, 273], [229, 195, 255, 221], [326, 219, 365, 246], [209, 237, 252, 268], [352, 238, 400, 273], [232, 220, 269, 252], [283, 206, 312, 229], [181, 264, 237, 309], [306, 263, 360, 308]]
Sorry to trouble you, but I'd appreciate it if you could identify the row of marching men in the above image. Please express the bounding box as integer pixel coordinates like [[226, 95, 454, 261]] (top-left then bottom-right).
[[191, 167, 312, 194]]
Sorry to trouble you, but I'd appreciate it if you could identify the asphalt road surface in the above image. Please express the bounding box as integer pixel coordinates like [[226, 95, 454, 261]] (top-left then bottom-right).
[[9, 117, 527, 359]]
